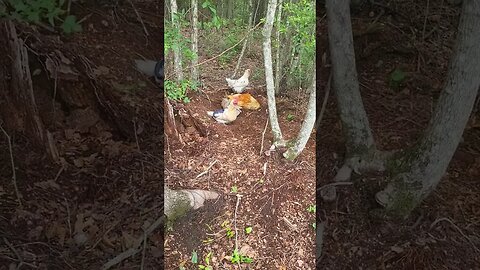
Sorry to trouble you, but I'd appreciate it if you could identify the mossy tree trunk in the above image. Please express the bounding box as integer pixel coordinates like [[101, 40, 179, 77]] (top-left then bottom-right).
[[170, 0, 184, 81], [164, 186, 219, 224], [283, 69, 316, 160], [376, 0, 480, 217], [191, 0, 199, 81]]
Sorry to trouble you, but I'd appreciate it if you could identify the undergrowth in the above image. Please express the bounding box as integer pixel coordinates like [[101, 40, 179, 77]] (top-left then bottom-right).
[[0, 0, 82, 34]]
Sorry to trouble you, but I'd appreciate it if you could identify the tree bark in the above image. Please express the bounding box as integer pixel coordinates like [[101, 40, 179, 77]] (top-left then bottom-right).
[[227, 0, 234, 19], [325, 0, 375, 156], [376, 0, 480, 217], [191, 0, 199, 81], [1, 21, 59, 162], [283, 69, 316, 160], [170, 0, 184, 81], [263, 0, 284, 146], [274, 0, 284, 95], [164, 186, 219, 223]]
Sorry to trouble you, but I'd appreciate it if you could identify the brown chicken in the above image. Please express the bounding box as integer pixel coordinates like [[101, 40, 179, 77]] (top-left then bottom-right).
[[221, 93, 260, 110]]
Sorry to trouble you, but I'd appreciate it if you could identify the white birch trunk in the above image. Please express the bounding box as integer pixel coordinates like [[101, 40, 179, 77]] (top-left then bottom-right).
[[326, 0, 375, 156], [263, 0, 284, 146], [283, 69, 316, 160], [274, 0, 283, 95], [376, 0, 480, 217], [191, 0, 199, 81], [171, 0, 184, 81]]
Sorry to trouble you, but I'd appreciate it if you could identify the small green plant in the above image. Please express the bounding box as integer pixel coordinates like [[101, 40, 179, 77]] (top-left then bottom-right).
[[230, 185, 238, 193], [230, 248, 253, 264], [198, 252, 213, 270], [221, 220, 235, 239], [191, 250, 198, 264], [245, 226, 253, 234], [201, 0, 225, 30], [1, 0, 82, 34], [307, 204, 316, 213], [286, 113, 295, 121], [165, 79, 197, 103], [312, 222, 316, 229], [389, 68, 406, 90]]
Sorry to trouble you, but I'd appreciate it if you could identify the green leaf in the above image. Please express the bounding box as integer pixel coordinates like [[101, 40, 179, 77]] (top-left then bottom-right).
[[205, 252, 212, 264], [241, 256, 253, 263], [191, 250, 198, 264], [61, 15, 82, 34], [245, 227, 253, 234], [390, 68, 405, 82]]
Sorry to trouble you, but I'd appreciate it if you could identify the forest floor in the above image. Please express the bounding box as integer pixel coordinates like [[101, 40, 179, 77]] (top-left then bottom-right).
[[317, 1, 480, 269], [164, 28, 316, 269], [0, 1, 167, 269]]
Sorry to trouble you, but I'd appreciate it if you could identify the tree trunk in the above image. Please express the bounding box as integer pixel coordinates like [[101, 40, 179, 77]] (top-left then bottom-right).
[[171, 0, 184, 81], [164, 186, 219, 223], [0, 21, 59, 162], [376, 0, 480, 217], [326, 0, 375, 156], [274, 0, 284, 95], [191, 0, 199, 81], [227, 0, 234, 19], [283, 69, 316, 160], [232, 0, 253, 78], [263, 0, 284, 146]]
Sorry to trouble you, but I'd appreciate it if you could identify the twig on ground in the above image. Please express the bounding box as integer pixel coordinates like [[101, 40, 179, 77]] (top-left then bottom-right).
[[430, 217, 480, 253], [87, 220, 121, 251], [422, 0, 430, 41], [64, 198, 72, 238], [196, 159, 218, 179], [282, 217, 298, 232], [140, 231, 147, 270], [259, 114, 269, 155], [101, 216, 165, 270], [3, 238, 37, 268], [0, 123, 22, 208], [233, 194, 243, 268], [127, 0, 149, 44]]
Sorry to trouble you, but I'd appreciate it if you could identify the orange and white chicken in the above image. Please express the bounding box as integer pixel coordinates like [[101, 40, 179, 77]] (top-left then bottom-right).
[[226, 69, 251, 93], [207, 99, 241, 124], [222, 93, 260, 110]]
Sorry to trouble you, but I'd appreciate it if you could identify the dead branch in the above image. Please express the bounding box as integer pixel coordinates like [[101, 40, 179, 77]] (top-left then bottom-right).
[[101, 216, 165, 270], [195, 159, 218, 179], [259, 114, 269, 155], [0, 123, 22, 207]]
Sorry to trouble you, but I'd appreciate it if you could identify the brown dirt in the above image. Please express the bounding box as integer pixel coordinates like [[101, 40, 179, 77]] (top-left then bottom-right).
[[164, 37, 316, 268], [318, 1, 480, 269], [0, 1, 164, 269]]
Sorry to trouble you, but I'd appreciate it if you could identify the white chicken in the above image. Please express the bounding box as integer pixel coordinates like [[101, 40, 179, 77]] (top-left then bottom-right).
[[226, 69, 251, 93]]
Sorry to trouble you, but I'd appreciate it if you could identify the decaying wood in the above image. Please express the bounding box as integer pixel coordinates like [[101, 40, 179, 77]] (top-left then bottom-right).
[[2, 20, 59, 162]]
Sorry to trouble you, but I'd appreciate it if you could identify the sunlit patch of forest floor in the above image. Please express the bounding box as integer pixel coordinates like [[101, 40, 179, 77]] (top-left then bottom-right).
[[164, 32, 316, 269]]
